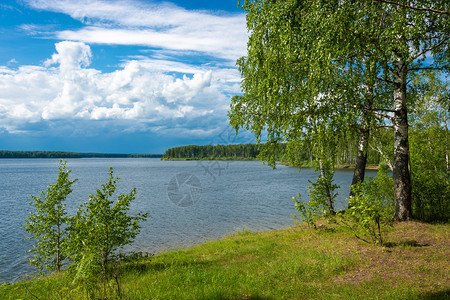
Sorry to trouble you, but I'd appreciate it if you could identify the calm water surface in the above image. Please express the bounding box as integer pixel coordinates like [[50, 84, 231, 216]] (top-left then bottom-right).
[[0, 158, 376, 283]]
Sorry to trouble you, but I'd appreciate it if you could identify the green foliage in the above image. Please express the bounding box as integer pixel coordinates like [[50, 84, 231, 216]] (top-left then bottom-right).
[[0, 151, 83, 158], [309, 163, 339, 212], [293, 159, 339, 227], [67, 167, 148, 298], [71, 251, 102, 299], [232, 0, 449, 221], [163, 143, 261, 160], [409, 78, 449, 222], [24, 160, 77, 273], [342, 168, 394, 245], [293, 194, 323, 228], [23, 163, 148, 298]]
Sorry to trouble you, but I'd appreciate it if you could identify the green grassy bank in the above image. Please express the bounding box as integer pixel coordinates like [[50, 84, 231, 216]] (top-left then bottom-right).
[[1, 221, 448, 299]]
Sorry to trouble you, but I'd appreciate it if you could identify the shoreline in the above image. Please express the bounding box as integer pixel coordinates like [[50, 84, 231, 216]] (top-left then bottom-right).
[[2, 220, 448, 298], [161, 157, 380, 170], [160, 157, 259, 161]]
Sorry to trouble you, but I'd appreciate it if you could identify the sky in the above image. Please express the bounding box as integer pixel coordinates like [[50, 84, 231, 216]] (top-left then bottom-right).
[[0, 0, 252, 154]]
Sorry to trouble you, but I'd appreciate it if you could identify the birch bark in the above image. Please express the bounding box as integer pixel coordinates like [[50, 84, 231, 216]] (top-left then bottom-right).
[[392, 53, 412, 220]]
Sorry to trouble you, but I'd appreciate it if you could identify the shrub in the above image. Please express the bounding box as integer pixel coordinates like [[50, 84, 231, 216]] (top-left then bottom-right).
[[24, 164, 148, 299], [293, 159, 339, 227], [67, 167, 148, 298], [341, 167, 394, 245]]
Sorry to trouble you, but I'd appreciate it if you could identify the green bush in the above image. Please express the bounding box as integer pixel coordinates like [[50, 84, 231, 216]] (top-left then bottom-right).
[[67, 167, 148, 298], [24, 164, 148, 299], [341, 167, 394, 245], [293, 159, 339, 227]]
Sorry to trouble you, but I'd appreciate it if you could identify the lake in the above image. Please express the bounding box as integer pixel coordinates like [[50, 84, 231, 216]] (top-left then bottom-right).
[[0, 158, 376, 283]]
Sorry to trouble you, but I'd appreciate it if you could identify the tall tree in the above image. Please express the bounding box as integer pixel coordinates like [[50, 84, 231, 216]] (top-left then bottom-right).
[[361, 0, 449, 220], [231, 0, 449, 220], [230, 0, 388, 206]]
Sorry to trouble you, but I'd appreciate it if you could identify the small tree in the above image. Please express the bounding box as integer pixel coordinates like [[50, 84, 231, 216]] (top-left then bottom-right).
[[68, 167, 148, 298], [293, 159, 339, 228], [342, 167, 394, 245], [24, 160, 77, 273]]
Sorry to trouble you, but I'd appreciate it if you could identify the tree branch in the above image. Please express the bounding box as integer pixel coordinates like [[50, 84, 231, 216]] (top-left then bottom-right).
[[349, 124, 363, 135], [408, 66, 447, 72], [376, 76, 394, 84], [372, 107, 396, 113], [332, 65, 349, 72], [373, 0, 450, 16], [355, 105, 394, 121], [412, 36, 450, 60], [369, 142, 394, 171], [370, 110, 394, 121], [375, 124, 393, 129], [420, 36, 447, 40], [25, 285, 40, 300]]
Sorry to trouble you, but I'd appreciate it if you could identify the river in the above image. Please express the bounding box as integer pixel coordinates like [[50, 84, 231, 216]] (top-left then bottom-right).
[[0, 158, 376, 283]]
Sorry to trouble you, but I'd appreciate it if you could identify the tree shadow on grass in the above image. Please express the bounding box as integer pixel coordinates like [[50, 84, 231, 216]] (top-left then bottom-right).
[[221, 295, 274, 300], [416, 289, 450, 299], [384, 240, 429, 248], [120, 259, 214, 275]]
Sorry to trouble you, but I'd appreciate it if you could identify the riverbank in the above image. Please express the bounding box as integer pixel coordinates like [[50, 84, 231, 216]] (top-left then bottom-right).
[[279, 161, 380, 170], [1, 221, 448, 299], [335, 164, 379, 170], [161, 157, 380, 170]]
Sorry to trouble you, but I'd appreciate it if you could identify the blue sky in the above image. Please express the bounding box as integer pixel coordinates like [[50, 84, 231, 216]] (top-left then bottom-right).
[[0, 0, 251, 154]]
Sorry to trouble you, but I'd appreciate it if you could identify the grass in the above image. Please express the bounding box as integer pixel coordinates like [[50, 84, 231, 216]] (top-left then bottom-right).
[[1, 221, 448, 299]]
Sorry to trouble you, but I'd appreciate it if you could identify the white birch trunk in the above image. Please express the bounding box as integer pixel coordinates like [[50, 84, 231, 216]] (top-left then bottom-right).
[[392, 54, 413, 220]]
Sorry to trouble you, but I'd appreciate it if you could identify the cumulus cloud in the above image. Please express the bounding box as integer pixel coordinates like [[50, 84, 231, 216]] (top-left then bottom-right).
[[2, 1, 248, 140], [0, 41, 236, 136], [163, 71, 212, 103], [44, 41, 92, 70]]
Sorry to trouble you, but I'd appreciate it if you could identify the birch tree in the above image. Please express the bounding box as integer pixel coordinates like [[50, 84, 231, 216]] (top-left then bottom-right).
[[230, 0, 388, 212], [24, 160, 77, 273], [360, 0, 449, 220], [231, 0, 449, 220]]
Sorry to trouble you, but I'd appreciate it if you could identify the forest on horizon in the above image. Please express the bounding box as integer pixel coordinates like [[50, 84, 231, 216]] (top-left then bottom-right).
[[0, 151, 162, 159]]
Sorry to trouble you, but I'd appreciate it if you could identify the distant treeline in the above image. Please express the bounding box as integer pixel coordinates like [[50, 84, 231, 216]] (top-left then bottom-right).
[[163, 144, 260, 160], [163, 130, 387, 166], [0, 151, 162, 159]]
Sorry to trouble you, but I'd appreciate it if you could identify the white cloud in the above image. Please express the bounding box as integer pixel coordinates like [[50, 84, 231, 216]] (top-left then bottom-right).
[[23, 0, 247, 61], [0, 41, 235, 135], [163, 71, 212, 103], [4, 1, 248, 139], [44, 41, 92, 70]]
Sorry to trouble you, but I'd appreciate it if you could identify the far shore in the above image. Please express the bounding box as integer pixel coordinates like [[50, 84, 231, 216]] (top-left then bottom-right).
[[0, 150, 163, 159], [161, 157, 380, 170]]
